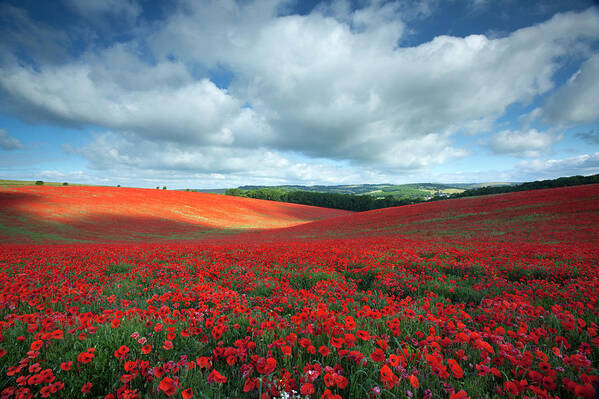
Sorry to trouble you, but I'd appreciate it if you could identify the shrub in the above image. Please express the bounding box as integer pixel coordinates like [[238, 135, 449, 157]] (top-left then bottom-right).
[[35, 180, 44, 185], [62, 182, 68, 186]]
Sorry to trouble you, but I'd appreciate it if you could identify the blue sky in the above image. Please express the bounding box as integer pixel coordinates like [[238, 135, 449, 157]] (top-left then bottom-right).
[[0, 0, 598, 188]]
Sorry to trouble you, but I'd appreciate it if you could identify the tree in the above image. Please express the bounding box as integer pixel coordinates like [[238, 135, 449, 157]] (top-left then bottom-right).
[[225, 188, 245, 196], [63, 182, 68, 186], [35, 180, 44, 185], [163, 186, 167, 190]]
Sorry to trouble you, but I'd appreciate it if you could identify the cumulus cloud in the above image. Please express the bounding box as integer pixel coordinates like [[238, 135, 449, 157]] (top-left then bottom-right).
[[0, 129, 23, 150], [517, 152, 599, 178], [149, 4, 599, 167], [75, 130, 401, 187], [543, 54, 599, 124], [485, 129, 561, 157], [0, 1, 598, 183], [0, 50, 270, 147]]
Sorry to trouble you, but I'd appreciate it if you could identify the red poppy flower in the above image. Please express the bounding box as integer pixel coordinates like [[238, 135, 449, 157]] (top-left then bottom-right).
[[300, 383, 315, 395], [208, 369, 227, 383], [335, 374, 348, 389], [181, 387, 193, 399], [78, 351, 94, 364], [370, 348, 385, 362], [114, 345, 130, 359], [281, 346, 291, 356], [81, 382, 92, 394], [159, 377, 177, 396], [449, 390, 470, 399], [197, 356, 212, 370], [448, 359, 464, 379], [319, 346, 331, 357], [211, 325, 224, 340], [30, 340, 43, 351], [380, 365, 399, 389], [409, 374, 419, 389]]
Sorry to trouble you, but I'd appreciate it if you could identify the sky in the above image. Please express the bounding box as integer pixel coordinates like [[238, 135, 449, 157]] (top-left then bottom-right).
[[0, 0, 598, 189]]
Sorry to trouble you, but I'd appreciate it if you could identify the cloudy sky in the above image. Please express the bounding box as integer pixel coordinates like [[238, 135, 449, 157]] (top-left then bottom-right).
[[1, 0, 598, 188]]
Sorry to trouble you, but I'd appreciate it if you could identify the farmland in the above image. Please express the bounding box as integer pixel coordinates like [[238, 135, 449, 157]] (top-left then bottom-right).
[[0, 186, 350, 243], [0, 184, 598, 398]]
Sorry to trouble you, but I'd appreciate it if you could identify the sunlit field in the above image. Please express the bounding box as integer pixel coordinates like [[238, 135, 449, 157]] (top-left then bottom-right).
[[1, 184, 598, 398], [0, 186, 350, 243]]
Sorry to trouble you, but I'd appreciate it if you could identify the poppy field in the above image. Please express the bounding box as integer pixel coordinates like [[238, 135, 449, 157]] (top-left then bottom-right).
[[0, 186, 350, 243], [0, 184, 598, 398]]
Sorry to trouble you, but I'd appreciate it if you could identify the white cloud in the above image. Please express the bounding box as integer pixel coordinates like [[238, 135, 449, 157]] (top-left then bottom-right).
[[75, 130, 405, 187], [0, 2, 598, 183], [0, 129, 23, 150], [149, 4, 599, 166], [485, 128, 561, 157], [0, 52, 270, 147], [517, 152, 599, 178], [543, 53, 599, 124]]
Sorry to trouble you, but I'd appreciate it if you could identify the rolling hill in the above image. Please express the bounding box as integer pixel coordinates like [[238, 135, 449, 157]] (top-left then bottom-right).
[[233, 182, 515, 199], [0, 185, 351, 243]]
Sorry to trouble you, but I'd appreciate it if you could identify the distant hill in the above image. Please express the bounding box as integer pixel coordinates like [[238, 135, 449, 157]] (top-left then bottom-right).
[[235, 182, 515, 200]]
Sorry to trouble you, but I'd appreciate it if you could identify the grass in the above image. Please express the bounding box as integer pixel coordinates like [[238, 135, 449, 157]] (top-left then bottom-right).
[[0, 179, 91, 187]]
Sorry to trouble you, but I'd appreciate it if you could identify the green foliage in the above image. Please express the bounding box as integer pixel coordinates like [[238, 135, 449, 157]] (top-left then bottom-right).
[[342, 264, 380, 291], [35, 180, 44, 185], [105, 262, 134, 275], [289, 271, 337, 290], [451, 174, 599, 199], [225, 174, 599, 213], [226, 188, 415, 212], [62, 182, 68, 186]]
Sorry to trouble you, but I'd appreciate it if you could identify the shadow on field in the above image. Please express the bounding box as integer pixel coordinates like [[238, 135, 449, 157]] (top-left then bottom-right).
[[0, 191, 44, 207], [0, 191, 230, 244]]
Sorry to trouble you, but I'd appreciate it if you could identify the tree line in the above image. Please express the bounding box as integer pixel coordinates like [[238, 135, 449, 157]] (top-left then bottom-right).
[[447, 174, 599, 199], [225, 188, 416, 212], [225, 174, 599, 212]]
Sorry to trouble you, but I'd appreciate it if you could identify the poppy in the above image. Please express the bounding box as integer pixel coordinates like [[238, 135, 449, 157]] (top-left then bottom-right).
[[409, 375, 419, 389], [300, 383, 315, 395], [370, 348, 385, 362], [208, 369, 227, 383], [181, 387, 193, 399], [81, 382, 92, 394], [447, 359, 463, 379], [159, 377, 177, 396]]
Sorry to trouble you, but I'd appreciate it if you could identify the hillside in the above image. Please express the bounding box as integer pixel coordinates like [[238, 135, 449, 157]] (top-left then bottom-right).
[[234, 182, 514, 199], [232, 183, 599, 245], [0, 185, 351, 243], [1, 183, 597, 399]]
